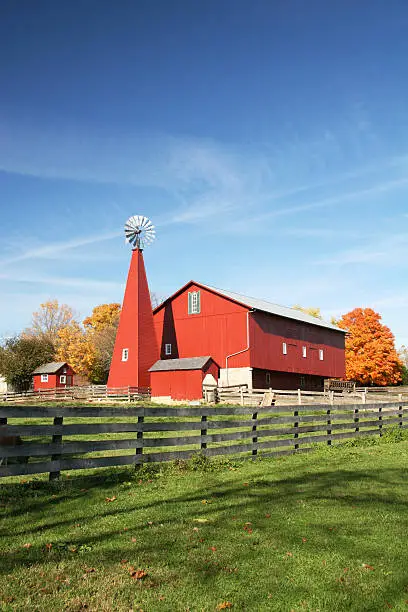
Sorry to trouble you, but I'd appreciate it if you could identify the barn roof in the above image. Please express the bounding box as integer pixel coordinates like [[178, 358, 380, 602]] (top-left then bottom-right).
[[149, 356, 213, 372], [32, 361, 69, 375], [154, 280, 346, 333]]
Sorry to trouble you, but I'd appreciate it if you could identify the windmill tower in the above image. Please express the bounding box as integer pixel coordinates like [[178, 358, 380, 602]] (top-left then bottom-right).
[[107, 216, 158, 390]]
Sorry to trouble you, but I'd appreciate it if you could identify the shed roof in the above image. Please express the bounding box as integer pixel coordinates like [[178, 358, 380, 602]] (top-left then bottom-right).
[[154, 280, 345, 333], [149, 356, 212, 372], [32, 361, 69, 375]]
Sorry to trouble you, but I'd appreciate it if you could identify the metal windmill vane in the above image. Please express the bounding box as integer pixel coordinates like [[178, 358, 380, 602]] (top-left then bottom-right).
[[124, 215, 156, 250]]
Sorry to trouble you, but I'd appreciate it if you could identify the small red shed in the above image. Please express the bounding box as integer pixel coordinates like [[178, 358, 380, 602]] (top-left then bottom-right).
[[149, 356, 219, 401], [32, 362, 75, 391]]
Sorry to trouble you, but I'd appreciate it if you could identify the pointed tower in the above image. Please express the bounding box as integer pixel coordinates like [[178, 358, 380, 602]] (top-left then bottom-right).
[[107, 216, 158, 390]]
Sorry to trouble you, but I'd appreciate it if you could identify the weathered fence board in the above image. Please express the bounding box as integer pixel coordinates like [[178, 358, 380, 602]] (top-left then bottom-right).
[[0, 401, 406, 479]]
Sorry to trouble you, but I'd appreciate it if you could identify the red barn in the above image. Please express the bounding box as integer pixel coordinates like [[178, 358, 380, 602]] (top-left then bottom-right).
[[32, 362, 75, 391], [152, 281, 345, 397]]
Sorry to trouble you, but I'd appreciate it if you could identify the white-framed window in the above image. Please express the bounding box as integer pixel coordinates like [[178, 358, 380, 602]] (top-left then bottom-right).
[[282, 342, 287, 355], [266, 372, 271, 385], [60, 375, 66, 384], [41, 374, 48, 383], [319, 349, 324, 361], [188, 290, 201, 314], [122, 348, 129, 362], [165, 343, 172, 356], [302, 346, 307, 358]]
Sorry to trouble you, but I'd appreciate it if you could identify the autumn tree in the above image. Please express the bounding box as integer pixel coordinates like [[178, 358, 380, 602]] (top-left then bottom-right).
[[292, 305, 322, 319], [24, 300, 76, 347], [84, 304, 121, 383], [337, 308, 402, 386], [0, 335, 54, 392], [56, 322, 96, 380], [56, 304, 121, 384]]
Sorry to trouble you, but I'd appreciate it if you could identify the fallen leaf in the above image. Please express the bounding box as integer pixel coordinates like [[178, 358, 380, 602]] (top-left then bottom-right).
[[45, 543, 52, 551], [265, 513, 271, 519], [23, 543, 32, 549], [131, 537, 137, 543], [105, 496, 117, 503], [123, 527, 129, 532], [193, 527, 199, 532], [120, 559, 128, 565], [286, 552, 293, 557], [130, 569, 148, 580], [243, 482, 249, 487], [84, 568, 96, 574], [147, 521, 153, 526], [210, 546, 217, 552], [386, 603, 392, 609], [80, 488, 87, 492], [217, 602, 233, 610], [362, 564, 375, 571], [202, 500, 208, 504], [302, 538, 307, 543]]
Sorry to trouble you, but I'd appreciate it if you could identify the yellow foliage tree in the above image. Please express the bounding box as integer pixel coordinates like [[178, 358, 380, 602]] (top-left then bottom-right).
[[83, 303, 121, 331], [56, 322, 96, 379]]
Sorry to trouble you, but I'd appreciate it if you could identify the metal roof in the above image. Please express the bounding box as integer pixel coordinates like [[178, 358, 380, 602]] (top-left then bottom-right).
[[204, 284, 345, 333], [149, 356, 212, 372], [32, 361, 68, 375]]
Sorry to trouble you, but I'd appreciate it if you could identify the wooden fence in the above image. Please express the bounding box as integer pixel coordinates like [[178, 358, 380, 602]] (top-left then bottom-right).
[[0, 401, 407, 480], [1, 385, 150, 403], [216, 385, 408, 406]]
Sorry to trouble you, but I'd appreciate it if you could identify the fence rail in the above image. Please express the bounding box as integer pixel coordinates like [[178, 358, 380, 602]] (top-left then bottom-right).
[[0, 401, 406, 480], [1, 385, 150, 403]]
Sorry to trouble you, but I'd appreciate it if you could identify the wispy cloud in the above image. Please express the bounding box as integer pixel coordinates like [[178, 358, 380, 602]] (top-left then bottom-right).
[[0, 272, 123, 291], [0, 231, 121, 267]]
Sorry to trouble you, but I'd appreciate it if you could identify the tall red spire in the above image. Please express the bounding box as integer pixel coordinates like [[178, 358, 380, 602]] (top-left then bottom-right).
[[107, 248, 158, 389]]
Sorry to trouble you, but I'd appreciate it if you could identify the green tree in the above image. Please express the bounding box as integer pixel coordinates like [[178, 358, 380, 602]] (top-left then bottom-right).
[[0, 336, 55, 392]]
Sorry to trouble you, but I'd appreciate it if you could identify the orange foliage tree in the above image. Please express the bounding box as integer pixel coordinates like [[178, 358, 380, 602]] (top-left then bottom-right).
[[56, 322, 96, 379], [337, 308, 402, 386]]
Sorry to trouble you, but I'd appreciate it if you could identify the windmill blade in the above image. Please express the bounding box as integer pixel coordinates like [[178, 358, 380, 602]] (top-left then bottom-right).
[[124, 215, 156, 250]]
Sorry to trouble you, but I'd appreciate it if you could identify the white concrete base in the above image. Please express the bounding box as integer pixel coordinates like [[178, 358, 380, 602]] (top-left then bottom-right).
[[219, 367, 253, 389]]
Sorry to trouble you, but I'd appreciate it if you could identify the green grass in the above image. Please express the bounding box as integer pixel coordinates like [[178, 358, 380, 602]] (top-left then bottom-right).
[[1, 441, 408, 611]]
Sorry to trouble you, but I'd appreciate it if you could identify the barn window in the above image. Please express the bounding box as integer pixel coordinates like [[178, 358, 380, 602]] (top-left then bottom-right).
[[60, 375, 66, 384], [41, 374, 48, 382], [188, 291, 201, 314], [122, 348, 129, 362], [302, 346, 307, 358], [282, 342, 287, 355], [319, 349, 324, 361], [165, 343, 172, 355], [266, 372, 271, 385]]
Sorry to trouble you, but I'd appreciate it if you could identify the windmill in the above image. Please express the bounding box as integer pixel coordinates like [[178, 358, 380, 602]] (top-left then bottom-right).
[[107, 215, 159, 390], [124, 215, 156, 250]]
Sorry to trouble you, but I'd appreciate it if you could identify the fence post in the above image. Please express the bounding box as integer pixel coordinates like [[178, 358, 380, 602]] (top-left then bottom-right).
[[201, 414, 207, 451], [294, 408, 299, 451], [297, 389, 301, 405], [240, 387, 244, 406], [135, 415, 144, 464], [378, 404, 383, 437], [252, 411, 258, 458], [326, 407, 332, 446], [362, 389, 367, 404], [128, 386, 131, 403], [398, 402, 403, 429], [49, 416, 63, 481], [354, 406, 359, 433]]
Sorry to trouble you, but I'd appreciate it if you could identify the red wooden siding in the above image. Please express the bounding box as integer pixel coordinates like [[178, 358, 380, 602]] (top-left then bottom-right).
[[150, 360, 219, 401], [154, 284, 249, 370], [249, 311, 345, 379]]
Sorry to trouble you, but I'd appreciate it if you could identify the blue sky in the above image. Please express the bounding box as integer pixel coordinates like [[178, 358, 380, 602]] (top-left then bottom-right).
[[1, 0, 408, 345]]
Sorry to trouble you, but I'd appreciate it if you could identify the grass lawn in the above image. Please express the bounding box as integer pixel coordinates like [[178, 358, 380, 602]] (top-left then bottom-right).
[[0, 441, 407, 611]]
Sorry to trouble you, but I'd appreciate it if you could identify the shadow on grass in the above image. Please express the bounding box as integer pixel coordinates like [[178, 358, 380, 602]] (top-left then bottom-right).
[[1, 457, 407, 610]]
